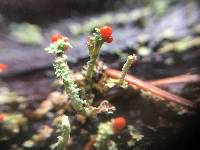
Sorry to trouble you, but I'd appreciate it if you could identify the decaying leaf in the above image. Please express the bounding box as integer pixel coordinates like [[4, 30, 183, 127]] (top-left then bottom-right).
[[0, 113, 27, 140], [0, 87, 26, 105], [33, 92, 69, 119], [23, 125, 53, 148]]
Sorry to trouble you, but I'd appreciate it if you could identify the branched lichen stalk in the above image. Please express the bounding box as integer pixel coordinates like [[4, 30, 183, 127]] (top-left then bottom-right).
[[84, 34, 104, 101], [54, 55, 93, 116], [86, 55, 97, 81], [45, 39, 94, 116], [118, 55, 136, 85], [95, 122, 113, 150], [51, 115, 71, 150], [86, 40, 103, 81]]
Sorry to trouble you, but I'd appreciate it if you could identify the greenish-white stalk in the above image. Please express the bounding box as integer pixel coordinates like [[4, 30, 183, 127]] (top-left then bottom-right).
[[86, 40, 103, 81], [51, 115, 71, 150], [53, 55, 94, 116], [118, 55, 136, 85], [84, 35, 104, 101], [45, 39, 94, 116], [95, 122, 114, 150]]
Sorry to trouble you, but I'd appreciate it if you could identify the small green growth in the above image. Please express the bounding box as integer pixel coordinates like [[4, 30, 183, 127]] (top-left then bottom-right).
[[45, 39, 72, 55], [95, 121, 114, 150], [118, 54, 136, 86], [127, 125, 144, 147], [86, 34, 104, 81], [51, 116, 71, 150]]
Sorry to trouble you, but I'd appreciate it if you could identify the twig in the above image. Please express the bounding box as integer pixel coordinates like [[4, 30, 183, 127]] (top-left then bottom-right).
[[105, 68, 197, 109], [148, 74, 200, 86]]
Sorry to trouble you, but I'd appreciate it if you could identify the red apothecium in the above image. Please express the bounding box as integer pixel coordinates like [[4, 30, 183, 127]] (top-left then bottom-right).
[[51, 34, 68, 43], [0, 64, 8, 73], [100, 26, 113, 42], [113, 117, 126, 133], [0, 114, 4, 122]]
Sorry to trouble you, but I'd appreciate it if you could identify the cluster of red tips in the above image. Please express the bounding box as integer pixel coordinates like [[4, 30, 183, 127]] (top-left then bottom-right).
[[100, 26, 113, 43], [51, 34, 69, 43], [0, 64, 8, 73], [0, 114, 4, 123], [112, 117, 126, 133]]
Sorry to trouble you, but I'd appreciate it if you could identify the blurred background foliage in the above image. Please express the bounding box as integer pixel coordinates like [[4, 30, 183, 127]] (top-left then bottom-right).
[[0, 0, 199, 73]]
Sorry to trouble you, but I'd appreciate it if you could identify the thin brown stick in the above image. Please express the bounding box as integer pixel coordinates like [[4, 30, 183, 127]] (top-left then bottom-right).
[[148, 74, 200, 86], [104, 68, 197, 109]]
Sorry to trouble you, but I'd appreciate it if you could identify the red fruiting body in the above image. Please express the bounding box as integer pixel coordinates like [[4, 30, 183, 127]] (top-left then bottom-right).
[[51, 34, 63, 43], [51, 34, 69, 51], [51, 34, 69, 43], [100, 26, 112, 41], [105, 36, 113, 43], [113, 117, 126, 133], [0, 114, 4, 122], [0, 64, 8, 72]]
